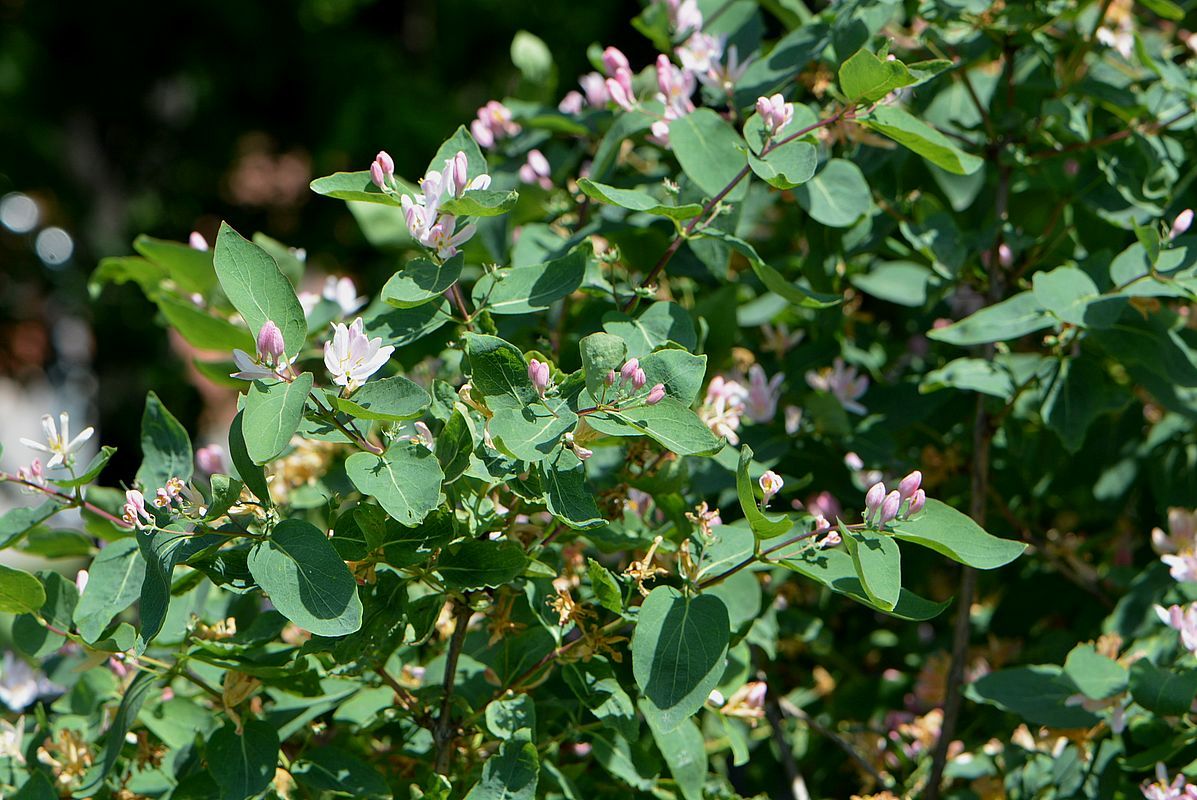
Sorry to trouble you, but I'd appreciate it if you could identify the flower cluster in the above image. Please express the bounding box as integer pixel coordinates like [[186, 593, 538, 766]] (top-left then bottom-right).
[[863, 471, 926, 528], [470, 100, 521, 149], [122, 476, 203, 529], [600, 358, 665, 409], [1141, 763, 1197, 800], [518, 149, 552, 190], [697, 365, 785, 445], [397, 150, 491, 259], [19, 411, 93, 469], [231, 320, 296, 382], [324, 317, 394, 393]]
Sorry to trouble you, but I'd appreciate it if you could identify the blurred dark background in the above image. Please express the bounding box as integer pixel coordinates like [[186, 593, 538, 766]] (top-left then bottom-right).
[[0, 0, 641, 480]]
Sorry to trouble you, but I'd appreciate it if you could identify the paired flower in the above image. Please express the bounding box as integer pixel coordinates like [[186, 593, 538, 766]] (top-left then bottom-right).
[[231, 320, 297, 382], [518, 150, 553, 190], [806, 357, 869, 415], [756, 93, 794, 136], [470, 100, 521, 149], [369, 150, 395, 190], [15, 458, 45, 488], [528, 359, 551, 397], [400, 150, 491, 260], [20, 411, 94, 469], [122, 489, 154, 529], [863, 471, 925, 528], [324, 317, 395, 393]]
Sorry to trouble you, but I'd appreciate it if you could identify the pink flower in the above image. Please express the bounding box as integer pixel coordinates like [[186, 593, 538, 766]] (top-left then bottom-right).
[[558, 90, 585, 115], [324, 318, 395, 392], [907, 489, 926, 516], [74, 569, 89, 594], [528, 359, 551, 397], [518, 149, 553, 190], [805, 358, 869, 415], [122, 489, 153, 529], [677, 33, 723, 74], [648, 120, 672, 149], [759, 470, 783, 507], [897, 470, 922, 502], [655, 55, 695, 120], [880, 490, 902, 524], [601, 46, 630, 76], [256, 320, 286, 362], [646, 383, 666, 405], [664, 0, 703, 35], [755, 94, 793, 135], [865, 482, 886, 524], [196, 444, 226, 475], [606, 68, 636, 112], [579, 72, 610, 107], [471, 101, 520, 149], [369, 150, 395, 188], [784, 405, 802, 434], [322, 275, 367, 315], [619, 358, 640, 384], [744, 364, 783, 423], [699, 376, 749, 445]]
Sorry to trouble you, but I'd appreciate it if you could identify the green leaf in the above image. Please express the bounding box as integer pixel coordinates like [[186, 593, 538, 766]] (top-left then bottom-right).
[[1040, 357, 1126, 453], [13, 772, 57, 800], [891, 499, 1025, 569], [735, 445, 790, 538], [0, 564, 45, 614], [310, 170, 407, 205], [463, 737, 539, 800], [427, 125, 488, 182], [228, 410, 272, 505], [134, 234, 216, 294], [632, 586, 730, 732], [842, 528, 901, 611], [580, 332, 628, 400], [1032, 266, 1112, 327], [927, 291, 1052, 346], [204, 474, 245, 521], [73, 670, 157, 798], [601, 301, 698, 358], [247, 518, 363, 636], [490, 395, 577, 463], [859, 106, 983, 175], [968, 666, 1099, 728], [464, 333, 537, 403], [436, 540, 529, 590], [1064, 644, 1128, 700], [668, 108, 749, 199], [540, 447, 605, 530], [590, 110, 655, 182], [213, 221, 307, 355], [640, 348, 708, 406], [206, 719, 280, 800], [794, 159, 872, 228], [51, 446, 117, 489], [365, 300, 453, 347], [473, 245, 587, 315], [577, 178, 703, 220], [291, 748, 391, 798], [511, 29, 554, 85], [435, 407, 475, 484], [1138, 0, 1184, 19], [441, 189, 520, 217], [851, 261, 937, 307], [14, 571, 77, 657], [345, 441, 444, 526], [587, 558, 623, 613], [838, 48, 915, 103], [1129, 660, 1197, 716], [137, 528, 222, 652], [242, 373, 314, 464], [0, 500, 60, 548], [382, 255, 464, 308], [588, 397, 724, 456], [333, 375, 430, 422], [747, 138, 818, 189], [705, 230, 841, 308], [642, 706, 706, 800], [778, 546, 949, 621], [486, 694, 537, 740], [921, 357, 1017, 399], [137, 390, 193, 489], [74, 538, 145, 642], [155, 294, 255, 352], [89, 256, 168, 298]]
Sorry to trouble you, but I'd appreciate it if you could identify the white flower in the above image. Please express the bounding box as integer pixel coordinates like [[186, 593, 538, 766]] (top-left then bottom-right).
[[0, 652, 59, 712], [324, 318, 395, 392], [1156, 603, 1197, 653], [677, 32, 723, 75], [0, 714, 25, 764], [322, 276, 367, 315], [19, 411, 93, 469]]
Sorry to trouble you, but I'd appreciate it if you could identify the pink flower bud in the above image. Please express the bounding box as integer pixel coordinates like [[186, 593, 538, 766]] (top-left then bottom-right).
[[528, 359, 551, 396], [188, 231, 209, 251], [471, 118, 495, 149], [575, 444, 594, 460], [620, 358, 640, 384], [376, 150, 395, 177], [449, 151, 469, 196], [607, 69, 636, 111], [880, 490, 901, 524], [897, 470, 922, 501], [632, 367, 647, 390], [864, 482, 886, 517], [256, 320, 286, 362], [998, 243, 1013, 268], [196, 444, 226, 475], [907, 488, 926, 516], [370, 161, 386, 188], [601, 46, 630, 77], [558, 90, 584, 115], [605, 369, 618, 386], [646, 383, 666, 405], [1172, 208, 1194, 241]]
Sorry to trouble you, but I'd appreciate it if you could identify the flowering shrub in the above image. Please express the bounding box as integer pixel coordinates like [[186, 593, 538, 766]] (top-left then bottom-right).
[[3, 0, 1197, 797]]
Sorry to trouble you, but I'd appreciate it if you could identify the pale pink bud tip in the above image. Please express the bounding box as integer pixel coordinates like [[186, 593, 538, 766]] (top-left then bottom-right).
[[897, 470, 922, 501], [528, 359, 550, 396], [1172, 209, 1194, 240], [369, 161, 386, 188], [619, 358, 640, 383], [880, 490, 901, 524], [864, 482, 886, 514], [646, 383, 666, 405], [601, 46, 630, 77], [376, 151, 395, 176], [257, 320, 286, 361]]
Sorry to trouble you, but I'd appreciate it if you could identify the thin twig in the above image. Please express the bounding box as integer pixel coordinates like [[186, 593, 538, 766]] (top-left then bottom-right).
[[0, 472, 132, 528], [765, 695, 810, 800], [433, 598, 474, 774], [1027, 107, 1194, 160], [780, 698, 892, 790]]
